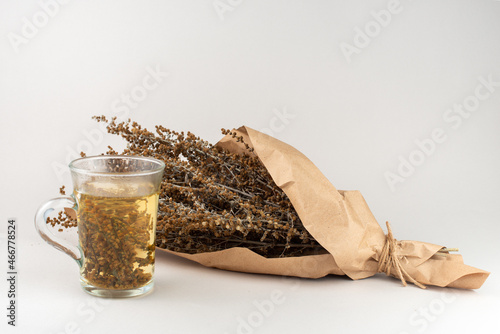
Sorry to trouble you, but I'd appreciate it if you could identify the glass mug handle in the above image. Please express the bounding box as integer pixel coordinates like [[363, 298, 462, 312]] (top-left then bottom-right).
[[34, 197, 82, 266]]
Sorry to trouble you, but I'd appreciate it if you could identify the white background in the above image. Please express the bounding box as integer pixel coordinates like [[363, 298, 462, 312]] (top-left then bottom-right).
[[1, 1, 499, 333]]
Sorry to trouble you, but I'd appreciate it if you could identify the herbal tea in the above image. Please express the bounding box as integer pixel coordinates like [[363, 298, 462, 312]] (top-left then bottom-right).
[[75, 185, 159, 290], [36, 155, 164, 297]]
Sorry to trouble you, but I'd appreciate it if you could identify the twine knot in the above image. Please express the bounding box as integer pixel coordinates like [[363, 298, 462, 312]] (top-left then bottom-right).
[[377, 222, 426, 289]]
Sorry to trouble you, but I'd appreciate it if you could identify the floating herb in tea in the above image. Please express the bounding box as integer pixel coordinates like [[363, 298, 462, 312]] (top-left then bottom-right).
[[76, 189, 158, 290]]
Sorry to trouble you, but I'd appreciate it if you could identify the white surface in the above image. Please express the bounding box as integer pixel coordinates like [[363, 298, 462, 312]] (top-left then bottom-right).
[[1, 1, 499, 333]]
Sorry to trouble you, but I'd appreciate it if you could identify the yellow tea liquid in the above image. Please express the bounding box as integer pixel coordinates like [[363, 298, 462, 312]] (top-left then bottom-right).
[[75, 185, 159, 290]]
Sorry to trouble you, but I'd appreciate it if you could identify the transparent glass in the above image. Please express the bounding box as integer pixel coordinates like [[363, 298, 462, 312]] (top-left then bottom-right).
[[35, 156, 165, 298]]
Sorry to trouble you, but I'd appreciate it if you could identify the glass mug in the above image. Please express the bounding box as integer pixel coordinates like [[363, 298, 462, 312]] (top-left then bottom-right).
[[35, 156, 165, 298]]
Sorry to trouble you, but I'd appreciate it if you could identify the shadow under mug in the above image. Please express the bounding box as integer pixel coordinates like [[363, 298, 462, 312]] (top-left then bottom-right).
[[35, 155, 165, 298]]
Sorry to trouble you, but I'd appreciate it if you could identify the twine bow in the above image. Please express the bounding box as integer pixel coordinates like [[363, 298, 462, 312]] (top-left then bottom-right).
[[377, 222, 426, 289]]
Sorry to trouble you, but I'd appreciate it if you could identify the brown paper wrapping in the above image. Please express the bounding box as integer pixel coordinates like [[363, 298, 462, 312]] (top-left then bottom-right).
[[160, 126, 490, 289]]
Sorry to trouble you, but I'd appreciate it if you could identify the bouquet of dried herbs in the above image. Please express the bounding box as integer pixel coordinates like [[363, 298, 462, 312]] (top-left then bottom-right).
[[92, 116, 324, 258], [51, 116, 490, 289]]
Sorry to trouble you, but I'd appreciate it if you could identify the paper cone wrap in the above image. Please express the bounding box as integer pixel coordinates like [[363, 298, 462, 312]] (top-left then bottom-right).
[[160, 126, 489, 289]]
